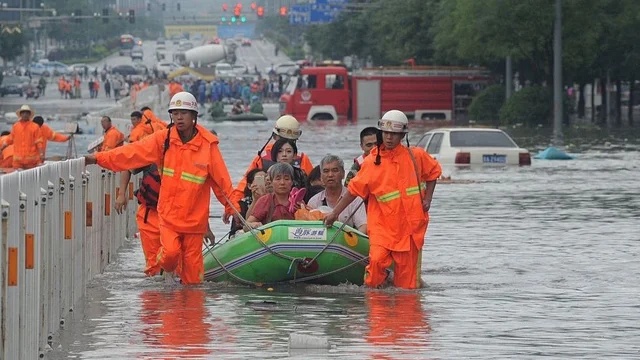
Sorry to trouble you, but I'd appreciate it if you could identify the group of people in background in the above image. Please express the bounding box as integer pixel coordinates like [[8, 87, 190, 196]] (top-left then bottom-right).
[[0, 104, 71, 170]]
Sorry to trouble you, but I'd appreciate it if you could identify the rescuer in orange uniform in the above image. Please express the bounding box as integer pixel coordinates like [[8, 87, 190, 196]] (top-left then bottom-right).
[[85, 92, 237, 284], [141, 106, 168, 130], [0, 105, 45, 169], [33, 116, 71, 156], [230, 115, 314, 208], [128, 111, 154, 143], [168, 80, 184, 98], [324, 110, 442, 289], [99, 116, 125, 152], [0, 131, 13, 169]]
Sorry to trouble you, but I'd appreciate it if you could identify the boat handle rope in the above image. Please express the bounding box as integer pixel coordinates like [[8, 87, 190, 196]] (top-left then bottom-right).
[[301, 200, 364, 269]]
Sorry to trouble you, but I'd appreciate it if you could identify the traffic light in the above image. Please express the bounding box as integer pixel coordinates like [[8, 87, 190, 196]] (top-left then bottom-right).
[[177, 2, 181, 11], [251, 2, 257, 10], [128, 9, 135, 24], [162, 3, 166, 11], [147, 3, 151, 11], [240, 15, 246, 23], [222, 3, 228, 11], [233, 5, 241, 17], [221, 16, 227, 22], [279, 6, 288, 16], [102, 8, 109, 23], [257, 6, 264, 18], [231, 16, 236, 23]]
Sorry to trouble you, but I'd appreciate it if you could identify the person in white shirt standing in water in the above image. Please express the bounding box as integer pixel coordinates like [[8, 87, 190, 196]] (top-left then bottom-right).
[[306, 154, 367, 234]]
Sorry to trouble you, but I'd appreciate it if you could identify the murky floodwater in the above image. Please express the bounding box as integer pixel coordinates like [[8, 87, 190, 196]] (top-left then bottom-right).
[[45, 121, 640, 359]]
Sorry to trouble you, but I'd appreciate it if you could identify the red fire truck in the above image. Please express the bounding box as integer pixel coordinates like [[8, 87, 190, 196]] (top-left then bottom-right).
[[279, 65, 492, 125]]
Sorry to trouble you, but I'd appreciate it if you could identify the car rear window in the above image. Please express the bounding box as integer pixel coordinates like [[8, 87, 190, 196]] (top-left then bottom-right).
[[449, 131, 516, 147]]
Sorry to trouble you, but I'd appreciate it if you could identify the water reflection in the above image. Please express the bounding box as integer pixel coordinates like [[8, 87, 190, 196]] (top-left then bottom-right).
[[139, 289, 212, 359], [366, 291, 431, 358]]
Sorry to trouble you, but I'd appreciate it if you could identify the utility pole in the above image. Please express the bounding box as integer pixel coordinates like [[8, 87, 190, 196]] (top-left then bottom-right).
[[552, 0, 563, 146], [506, 55, 513, 100]]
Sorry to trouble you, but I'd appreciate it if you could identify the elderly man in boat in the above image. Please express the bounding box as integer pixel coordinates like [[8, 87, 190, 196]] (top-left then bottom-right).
[[306, 154, 367, 234]]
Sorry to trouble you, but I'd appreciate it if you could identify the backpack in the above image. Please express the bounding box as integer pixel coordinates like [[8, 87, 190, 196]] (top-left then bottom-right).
[[133, 125, 173, 223], [135, 164, 161, 210]]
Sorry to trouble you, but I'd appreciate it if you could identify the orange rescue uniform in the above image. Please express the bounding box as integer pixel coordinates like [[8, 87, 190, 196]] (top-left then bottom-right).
[[231, 142, 314, 205], [168, 82, 184, 98], [39, 123, 70, 155], [136, 204, 162, 276], [0, 135, 13, 168], [128, 118, 161, 276], [2, 120, 45, 169], [347, 145, 441, 289], [95, 125, 238, 284], [100, 126, 125, 152], [128, 121, 154, 143], [142, 109, 168, 130]]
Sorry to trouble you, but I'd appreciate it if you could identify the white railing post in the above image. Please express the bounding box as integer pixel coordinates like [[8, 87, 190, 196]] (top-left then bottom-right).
[[17, 190, 33, 360], [2, 169, 20, 360], [47, 179, 60, 341], [100, 169, 109, 271], [59, 170, 73, 321], [0, 199, 9, 359], [38, 186, 50, 357]]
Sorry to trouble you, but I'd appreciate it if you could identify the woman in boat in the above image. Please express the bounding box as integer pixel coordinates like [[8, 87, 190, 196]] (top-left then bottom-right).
[[270, 138, 307, 190], [244, 162, 301, 230]]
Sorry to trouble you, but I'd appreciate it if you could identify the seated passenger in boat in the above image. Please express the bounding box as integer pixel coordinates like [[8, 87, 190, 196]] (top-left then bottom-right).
[[245, 162, 302, 230], [231, 100, 244, 115], [230, 168, 270, 236], [270, 138, 308, 190], [307, 155, 367, 234], [304, 165, 324, 203]]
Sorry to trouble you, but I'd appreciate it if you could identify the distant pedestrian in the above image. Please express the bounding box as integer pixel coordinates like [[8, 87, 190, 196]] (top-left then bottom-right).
[[105, 79, 111, 98]]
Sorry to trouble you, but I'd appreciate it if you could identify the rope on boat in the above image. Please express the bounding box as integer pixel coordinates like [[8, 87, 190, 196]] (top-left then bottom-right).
[[211, 192, 369, 286], [207, 242, 370, 286], [301, 200, 364, 269]]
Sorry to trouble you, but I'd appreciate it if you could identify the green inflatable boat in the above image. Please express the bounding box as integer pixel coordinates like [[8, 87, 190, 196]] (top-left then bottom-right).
[[203, 220, 370, 286], [211, 113, 269, 122]]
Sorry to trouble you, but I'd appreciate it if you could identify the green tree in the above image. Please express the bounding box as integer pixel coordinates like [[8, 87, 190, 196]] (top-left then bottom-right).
[[468, 84, 505, 125], [0, 29, 27, 65]]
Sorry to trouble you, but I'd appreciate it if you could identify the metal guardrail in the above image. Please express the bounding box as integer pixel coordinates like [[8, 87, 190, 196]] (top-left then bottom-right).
[[0, 159, 139, 359]]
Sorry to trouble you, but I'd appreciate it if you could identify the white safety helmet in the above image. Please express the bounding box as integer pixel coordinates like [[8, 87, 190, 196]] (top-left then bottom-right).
[[168, 91, 199, 114], [378, 110, 408, 133], [273, 115, 302, 140]]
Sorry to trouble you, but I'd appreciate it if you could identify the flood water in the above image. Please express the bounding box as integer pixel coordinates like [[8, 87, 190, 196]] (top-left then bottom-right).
[[46, 121, 640, 359]]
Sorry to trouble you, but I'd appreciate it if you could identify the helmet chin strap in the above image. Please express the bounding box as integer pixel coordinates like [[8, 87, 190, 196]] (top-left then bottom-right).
[[257, 135, 272, 157]]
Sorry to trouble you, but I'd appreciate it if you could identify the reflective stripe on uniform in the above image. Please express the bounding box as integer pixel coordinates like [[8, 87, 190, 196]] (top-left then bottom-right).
[[406, 182, 426, 196], [162, 167, 175, 176], [376, 190, 400, 203], [181, 172, 206, 184]]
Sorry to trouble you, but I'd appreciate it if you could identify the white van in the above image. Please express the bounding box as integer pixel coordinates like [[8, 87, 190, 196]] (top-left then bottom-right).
[[214, 62, 233, 77]]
